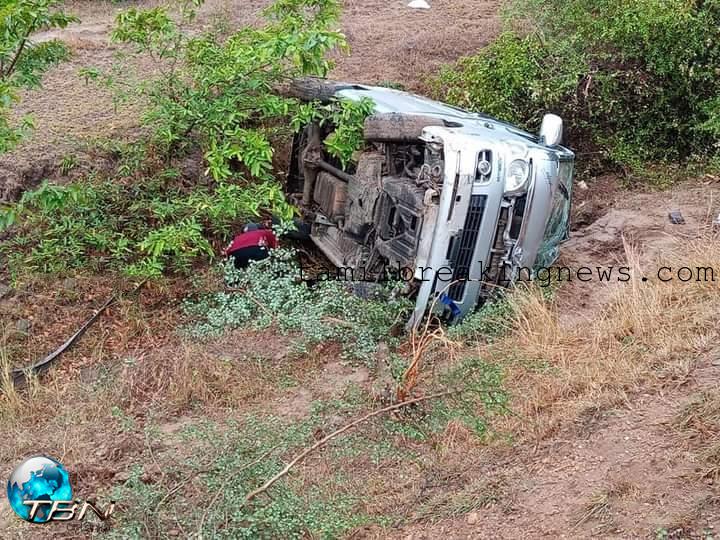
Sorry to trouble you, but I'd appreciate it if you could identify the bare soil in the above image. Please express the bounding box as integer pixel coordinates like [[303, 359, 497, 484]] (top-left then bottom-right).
[[396, 362, 720, 539]]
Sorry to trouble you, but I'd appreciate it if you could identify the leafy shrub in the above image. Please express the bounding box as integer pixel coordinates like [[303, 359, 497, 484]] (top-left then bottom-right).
[[1, 0, 373, 279], [0, 170, 291, 278], [433, 0, 720, 178], [96, 0, 346, 180], [435, 32, 546, 126], [184, 248, 412, 360]]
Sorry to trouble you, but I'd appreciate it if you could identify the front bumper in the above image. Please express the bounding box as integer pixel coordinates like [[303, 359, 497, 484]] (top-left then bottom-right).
[[408, 127, 573, 328]]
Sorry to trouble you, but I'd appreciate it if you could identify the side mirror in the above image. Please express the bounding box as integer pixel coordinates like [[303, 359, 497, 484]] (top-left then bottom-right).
[[539, 114, 563, 147]]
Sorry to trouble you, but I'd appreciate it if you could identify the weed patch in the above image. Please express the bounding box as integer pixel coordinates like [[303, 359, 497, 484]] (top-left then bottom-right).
[[109, 413, 385, 539], [184, 249, 412, 361], [448, 294, 515, 343], [383, 356, 507, 440]]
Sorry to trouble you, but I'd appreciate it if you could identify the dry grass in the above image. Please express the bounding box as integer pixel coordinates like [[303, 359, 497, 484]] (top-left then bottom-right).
[[575, 491, 613, 530], [118, 340, 296, 414], [0, 329, 43, 424], [574, 481, 636, 532], [413, 476, 507, 523], [485, 233, 720, 440], [674, 390, 720, 436], [0, 323, 314, 440], [674, 389, 720, 479]]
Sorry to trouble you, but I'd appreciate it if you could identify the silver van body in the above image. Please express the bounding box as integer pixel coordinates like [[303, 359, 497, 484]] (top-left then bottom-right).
[[290, 81, 574, 326]]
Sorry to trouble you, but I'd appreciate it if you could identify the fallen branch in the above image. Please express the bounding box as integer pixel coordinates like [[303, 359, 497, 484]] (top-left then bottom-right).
[[11, 280, 146, 386], [243, 390, 456, 504]]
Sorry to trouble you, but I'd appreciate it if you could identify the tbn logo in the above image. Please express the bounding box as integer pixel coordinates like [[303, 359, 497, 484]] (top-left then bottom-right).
[[7, 456, 117, 524], [24, 499, 116, 522]]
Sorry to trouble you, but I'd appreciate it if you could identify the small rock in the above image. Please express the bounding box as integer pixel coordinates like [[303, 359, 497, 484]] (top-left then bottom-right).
[[62, 277, 77, 290], [114, 470, 131, 483], [15, 319, 30, 334], [0, 283, 10, 299], [668, 210, 685, 225], [578, 180, 589, 190], [466, 511, 479, 525], [408, 0, 430, 8]]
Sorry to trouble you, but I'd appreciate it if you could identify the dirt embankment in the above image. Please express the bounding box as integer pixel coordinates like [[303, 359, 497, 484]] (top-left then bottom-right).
[[1, 1, 720, 538]]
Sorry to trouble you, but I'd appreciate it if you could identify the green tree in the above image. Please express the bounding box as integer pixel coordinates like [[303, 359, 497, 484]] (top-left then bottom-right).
[[0, 0, 78, 152], [103, 0, 346, 181], [1, 0, 358, 280]]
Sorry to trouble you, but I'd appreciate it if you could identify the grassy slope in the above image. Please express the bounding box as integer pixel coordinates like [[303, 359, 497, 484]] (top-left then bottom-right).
[[1, 1, 720, 538]]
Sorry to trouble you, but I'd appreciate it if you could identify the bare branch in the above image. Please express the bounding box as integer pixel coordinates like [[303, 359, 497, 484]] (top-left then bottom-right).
[[243, 390, 457, 504]]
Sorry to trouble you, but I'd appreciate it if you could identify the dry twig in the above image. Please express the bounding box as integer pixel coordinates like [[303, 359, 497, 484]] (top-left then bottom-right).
[[397, 280, 459, 401], [243, 390, 456, 504]]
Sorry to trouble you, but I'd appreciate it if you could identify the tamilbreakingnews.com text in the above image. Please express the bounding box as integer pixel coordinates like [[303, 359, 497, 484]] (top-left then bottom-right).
[[297, 261, 718, 287]]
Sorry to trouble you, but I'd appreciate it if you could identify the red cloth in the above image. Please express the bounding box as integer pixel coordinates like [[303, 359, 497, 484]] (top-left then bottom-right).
[[224, 229, 278, 255]]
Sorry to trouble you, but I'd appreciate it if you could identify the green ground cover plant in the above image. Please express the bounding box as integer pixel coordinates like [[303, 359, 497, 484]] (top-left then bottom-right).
[[106, 415, 379, 539], [184, 248, 413, 360]]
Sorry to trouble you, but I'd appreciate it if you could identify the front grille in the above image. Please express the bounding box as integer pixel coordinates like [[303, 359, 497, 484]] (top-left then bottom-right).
[[484, 195, 526, 292], [448, 194, 487, 301]]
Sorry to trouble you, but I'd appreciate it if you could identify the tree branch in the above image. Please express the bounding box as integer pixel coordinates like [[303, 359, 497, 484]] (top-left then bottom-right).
[[4, 16, 38, 80], [242, 390, 457, 504]]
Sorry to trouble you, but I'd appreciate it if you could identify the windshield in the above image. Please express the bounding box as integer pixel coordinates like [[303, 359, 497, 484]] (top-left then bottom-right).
[[536, 160, 573, 268]]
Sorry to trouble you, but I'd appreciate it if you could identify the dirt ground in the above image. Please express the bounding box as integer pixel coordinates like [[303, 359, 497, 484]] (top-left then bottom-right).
[[396, 183, 720, 539], [1, 1, 719, 538]]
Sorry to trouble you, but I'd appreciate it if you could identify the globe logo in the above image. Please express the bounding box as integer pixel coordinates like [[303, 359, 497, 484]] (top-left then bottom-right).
[[7, 456, 73, 523]]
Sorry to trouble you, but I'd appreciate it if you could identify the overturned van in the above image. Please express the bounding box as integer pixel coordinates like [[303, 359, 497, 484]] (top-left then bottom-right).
[[287, 78, 574, 327]]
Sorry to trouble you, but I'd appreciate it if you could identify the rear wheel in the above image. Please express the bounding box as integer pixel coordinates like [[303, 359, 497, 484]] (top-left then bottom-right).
[[286, 77, 358, 103]]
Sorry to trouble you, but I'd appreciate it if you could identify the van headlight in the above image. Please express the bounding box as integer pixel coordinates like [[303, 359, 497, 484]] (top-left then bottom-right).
[[505, 159, 530, 193]]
